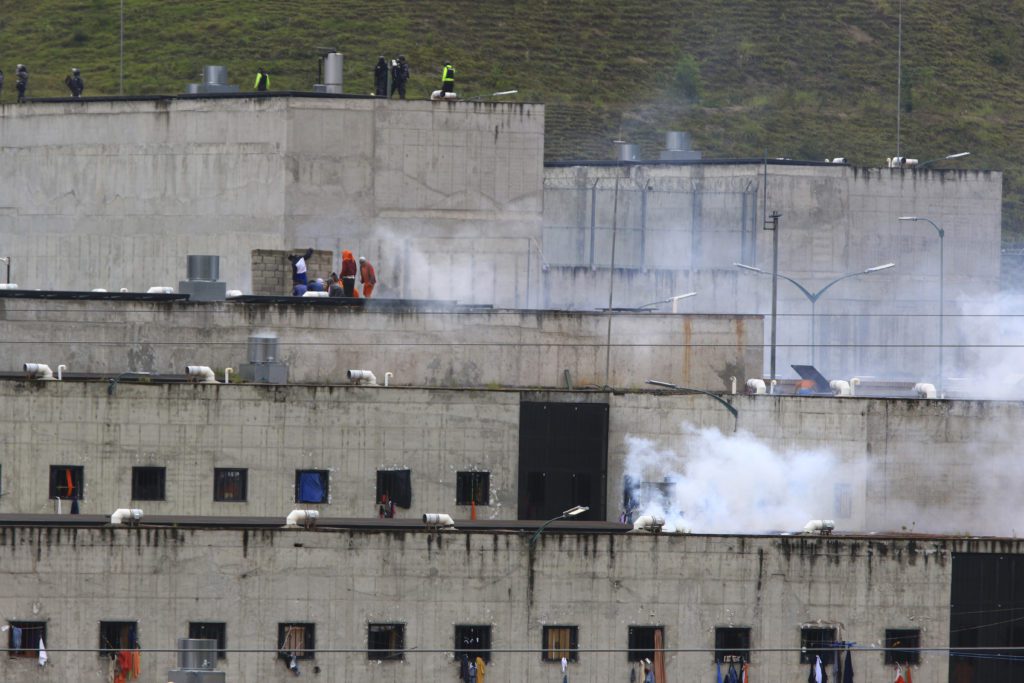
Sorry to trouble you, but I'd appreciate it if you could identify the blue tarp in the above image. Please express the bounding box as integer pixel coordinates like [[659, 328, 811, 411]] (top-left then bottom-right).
[[298, 472, 325, 503]]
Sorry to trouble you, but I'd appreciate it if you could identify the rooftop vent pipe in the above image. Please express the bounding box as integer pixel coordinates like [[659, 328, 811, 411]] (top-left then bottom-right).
[[914, 382, 937, 399], [659, 131, 702, 161], [632, 515, 665, 532], [616, 142, 640, 162], [423, 513, 455, 528], [110, 508, 143, 525], [286, 509, 320, 528], [803, 519, 835, 535], [348, 369, 378, 386], [24, 363, 55, 380], [185, 365, 218, 383]]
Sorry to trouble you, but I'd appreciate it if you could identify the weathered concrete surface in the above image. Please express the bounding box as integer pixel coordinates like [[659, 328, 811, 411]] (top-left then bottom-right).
[[1, 380, 1022, 538], [0, 298, 762, 390], [0, 524, 971, 682], [0, 96, 544, 305], [543, 163, 1003, 381]]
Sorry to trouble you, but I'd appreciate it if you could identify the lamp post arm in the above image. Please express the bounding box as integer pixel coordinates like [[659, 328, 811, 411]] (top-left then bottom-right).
[[530, 514, 567, 546]]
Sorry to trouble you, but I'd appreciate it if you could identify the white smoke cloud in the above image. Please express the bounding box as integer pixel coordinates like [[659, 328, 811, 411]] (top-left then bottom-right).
[[948, 291, 1024, 399], [623, 424, 864, 534]]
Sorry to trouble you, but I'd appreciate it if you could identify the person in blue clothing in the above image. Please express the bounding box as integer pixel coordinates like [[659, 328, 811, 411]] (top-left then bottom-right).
[[288, 248, 314, 287]]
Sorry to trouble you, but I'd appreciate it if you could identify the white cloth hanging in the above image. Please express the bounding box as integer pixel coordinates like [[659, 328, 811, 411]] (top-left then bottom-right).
[[561, 656, 567, 673], [37, 636, 47, 666]]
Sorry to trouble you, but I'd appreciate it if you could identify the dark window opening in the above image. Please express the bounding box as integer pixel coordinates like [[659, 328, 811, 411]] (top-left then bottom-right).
[[99, 621, 138, 657], [131, 466, 166, 501], [627, 625, 664, 662], [295, 470, 329, 504], [49, 465, 84, 500], [376, 470, 412, 510], [368, 623, 405, 661], [278, 623, 315, 660], [213, 468, 248, 502], [542, 625, 578, 662], [800, 626, 837, 663], [7, 621, 46, 658], [454, 625, 491, 663], [518, 402, 608, 521], [456, 472, 490, 506], [885, 628, 921, 665], [188, 622, 227, 660], [715, 626, 751, 663]]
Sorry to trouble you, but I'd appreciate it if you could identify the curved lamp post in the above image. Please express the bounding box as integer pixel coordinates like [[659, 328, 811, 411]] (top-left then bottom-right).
[[646, 379, 738, 430], [916, 152, 970, 169], [530, 505, 589, 546], [734, 262, 895, 367], [637, 291, 697, 312], [899, 216, 945, 391]]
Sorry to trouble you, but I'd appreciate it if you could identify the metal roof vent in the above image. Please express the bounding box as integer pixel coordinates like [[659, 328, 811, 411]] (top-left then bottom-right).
[[616, 142, 640, 162], [239, 332, 289, 384], [185, 66, 240, 94], [178, 255, 226, 301], [659, 131, 702, 161]]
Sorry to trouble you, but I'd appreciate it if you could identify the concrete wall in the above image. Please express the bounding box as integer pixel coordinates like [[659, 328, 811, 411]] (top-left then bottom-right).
[[0, 298, 762, 390], [0, 523, 974, 682], [0, 96, 544, 306], [1, 381, 1023, 538], [542, 163, 1004, 381]]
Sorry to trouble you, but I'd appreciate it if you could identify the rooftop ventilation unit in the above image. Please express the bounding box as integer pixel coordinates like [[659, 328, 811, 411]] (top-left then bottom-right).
[[616, 142, 640, 162], [238, 333, 289, 384], [659, 131, 702, 161], [167, 638, 225, 683], [178, 255, 227, 301], [314, 52, 344, 94], [185, 66, 240, 95]]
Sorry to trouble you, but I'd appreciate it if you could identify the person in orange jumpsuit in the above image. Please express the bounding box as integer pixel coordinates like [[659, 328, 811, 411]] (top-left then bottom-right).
[[339, 250, 357, 297], [359, 256, 377, 298]]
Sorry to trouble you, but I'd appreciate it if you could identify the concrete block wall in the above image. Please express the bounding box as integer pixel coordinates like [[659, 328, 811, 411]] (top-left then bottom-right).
[[251, 248, 334, 295], [0, 299, 763, 390], [0, 525, 969, 682], [543, 163, 1004, 381], [0, 96, 545, 306], [1, 380, 1023, 538]]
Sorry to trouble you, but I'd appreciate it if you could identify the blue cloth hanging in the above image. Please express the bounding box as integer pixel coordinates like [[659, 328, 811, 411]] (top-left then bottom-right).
[[297, 472, 324, 503], [12, 626, 22, 650]]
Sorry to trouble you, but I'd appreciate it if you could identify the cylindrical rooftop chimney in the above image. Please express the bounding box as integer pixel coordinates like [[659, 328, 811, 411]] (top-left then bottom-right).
[[203, 66, 228, 86], [665, 131, 691, 151], [186, 255, 220, 282], [617, 143, 640, 162], [248, 333, 279, 364], [324, 53, 344, 94]]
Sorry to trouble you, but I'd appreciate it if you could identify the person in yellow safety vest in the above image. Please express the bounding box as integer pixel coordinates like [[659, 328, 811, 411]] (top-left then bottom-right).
[[441, 61, 455, 94], [254, 67, 270, 92]]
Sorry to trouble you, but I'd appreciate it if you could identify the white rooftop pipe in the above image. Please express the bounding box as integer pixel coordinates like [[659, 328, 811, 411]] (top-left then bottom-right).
[[384, 372, 393, 387], [830, 380, 851, 397], [0, 283, 18, 290], [745, 379, 766, 395], [57, 364, 66, 381], [226, 289, 243, 298], [285, 509, 320, 528], [422, 513, 455, 528], [110, 508, 143, 525], [850, 377, 862, 396], [631, 515, 665, 533], [914, 382, 937, 399], [224, 368, 234, 384], [146, 286, 175, 294], [803, 519, 835, 534], [185, 365, 218, 383], [24, 363, 55, 380], [347, 369, 378, 386]]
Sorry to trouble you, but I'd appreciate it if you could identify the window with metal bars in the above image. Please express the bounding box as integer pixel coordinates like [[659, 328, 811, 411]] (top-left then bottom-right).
[[542, 625, 578, 662], [456, 471, 490, 505], [278, 623, 315, 660], [131, 466, 166, 501], [454, 625, 491, 663], [7, 621, 46, 658], [884, 628, 921, 665], [715, 626, 751, 663], [800, 626, 837, 663], [213, 468, 247, 502], [48, 465, 84, 500], [367, 623, 405, 661], [627, 625, 664, 662], [99, 621, 138, 657]]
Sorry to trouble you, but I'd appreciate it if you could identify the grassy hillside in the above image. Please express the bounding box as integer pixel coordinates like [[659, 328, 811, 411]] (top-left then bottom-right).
[[2, 0, 1024, 236]]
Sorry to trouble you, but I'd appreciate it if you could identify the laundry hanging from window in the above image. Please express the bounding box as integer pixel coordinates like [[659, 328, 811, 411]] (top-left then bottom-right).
[[376, 469, 412, 509]]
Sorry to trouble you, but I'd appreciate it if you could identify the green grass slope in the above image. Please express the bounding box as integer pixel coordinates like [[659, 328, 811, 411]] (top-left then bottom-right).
[[2, 0, 1024, 236]]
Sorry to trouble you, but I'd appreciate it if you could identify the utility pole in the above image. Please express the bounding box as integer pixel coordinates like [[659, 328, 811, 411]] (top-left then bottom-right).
[[765, 211, 781, 383], [119, 0, 125, 95]]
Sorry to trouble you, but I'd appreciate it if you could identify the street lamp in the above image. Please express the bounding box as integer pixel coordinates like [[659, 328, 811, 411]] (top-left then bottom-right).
[[637, 291, 697, 312], [734, 262, 895, 367], [646, 379, 738, 430], [899, 216, 945, 391], [916, 152, 970, 169], [529, 505, 589, 546]]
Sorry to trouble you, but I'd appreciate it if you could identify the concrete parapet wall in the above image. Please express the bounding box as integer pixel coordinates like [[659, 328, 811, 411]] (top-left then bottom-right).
[[0, 298, 761, 390], [0, 525, 966, 682]]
